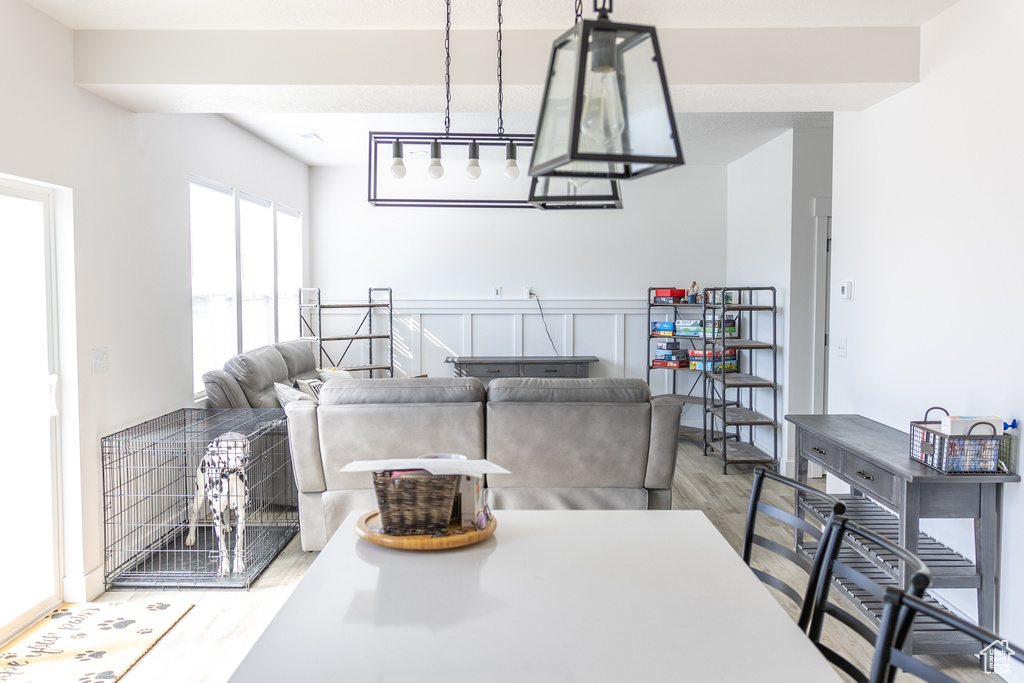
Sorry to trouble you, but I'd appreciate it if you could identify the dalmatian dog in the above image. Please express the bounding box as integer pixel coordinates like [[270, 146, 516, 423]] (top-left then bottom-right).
[[185, 431, 249, 575]]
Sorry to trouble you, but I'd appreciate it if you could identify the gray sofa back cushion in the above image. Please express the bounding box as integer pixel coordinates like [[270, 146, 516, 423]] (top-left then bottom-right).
[[486, 377, 651, 404], [223, 345, 289, 408], [274, 340, 318, 380], [319, 377, 486, 406]]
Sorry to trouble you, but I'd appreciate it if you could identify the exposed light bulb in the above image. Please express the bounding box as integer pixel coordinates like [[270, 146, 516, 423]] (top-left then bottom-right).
[[503, 142, 520, 180], [580, 30, 625, 150], [466, 141, 482, 180], [390, 140, 407, 179], [428, 140, 444, 179]]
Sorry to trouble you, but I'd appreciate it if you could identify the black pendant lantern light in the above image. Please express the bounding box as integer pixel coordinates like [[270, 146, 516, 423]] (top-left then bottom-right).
[[528, 175, 622, 209], [529, 0, 684, 180]]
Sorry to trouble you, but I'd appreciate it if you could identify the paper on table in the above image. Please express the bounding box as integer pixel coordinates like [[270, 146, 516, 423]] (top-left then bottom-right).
[[341, 458, 510, 476]]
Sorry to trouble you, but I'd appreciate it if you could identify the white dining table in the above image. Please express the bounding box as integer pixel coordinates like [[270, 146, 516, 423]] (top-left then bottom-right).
[[230, 509, 843, 682]]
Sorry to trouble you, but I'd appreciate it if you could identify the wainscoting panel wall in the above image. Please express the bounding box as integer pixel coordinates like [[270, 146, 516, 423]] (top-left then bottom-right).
[[312, 298, 712, 426]]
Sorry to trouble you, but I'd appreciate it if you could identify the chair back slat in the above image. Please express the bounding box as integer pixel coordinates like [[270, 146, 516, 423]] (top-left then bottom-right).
[[742, 466, 846, 632], [869, 586, 1024, 683]]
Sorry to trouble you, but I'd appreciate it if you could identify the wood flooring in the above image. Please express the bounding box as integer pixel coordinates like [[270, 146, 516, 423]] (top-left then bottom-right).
[[90, 434, 1000, 683]]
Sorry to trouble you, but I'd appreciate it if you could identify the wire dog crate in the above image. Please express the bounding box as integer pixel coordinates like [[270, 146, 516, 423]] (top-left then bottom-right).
[[102, 409, 298, 589]]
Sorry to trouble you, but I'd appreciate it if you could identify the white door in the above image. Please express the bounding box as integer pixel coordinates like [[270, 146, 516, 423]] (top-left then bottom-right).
[[0, 181, 62, 640]]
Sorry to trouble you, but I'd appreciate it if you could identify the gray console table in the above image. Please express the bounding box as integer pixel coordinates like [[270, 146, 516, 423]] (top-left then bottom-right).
[[445, 355, 599, 380], [787, 414, 1018, 654]]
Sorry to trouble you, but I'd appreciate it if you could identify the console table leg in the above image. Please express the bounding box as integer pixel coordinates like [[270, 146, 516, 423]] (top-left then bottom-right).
[[977, 484, 998, 631]]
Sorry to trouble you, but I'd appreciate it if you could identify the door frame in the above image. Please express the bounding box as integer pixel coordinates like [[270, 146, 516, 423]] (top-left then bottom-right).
[[0, 177, 65, 642]]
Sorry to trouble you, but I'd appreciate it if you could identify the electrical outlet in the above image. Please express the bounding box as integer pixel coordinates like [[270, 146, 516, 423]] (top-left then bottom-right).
[[835, 336, 847, 358], [493, 286, 502, 299], [525, 286, 534, 298], [92, 347, 109, 373]]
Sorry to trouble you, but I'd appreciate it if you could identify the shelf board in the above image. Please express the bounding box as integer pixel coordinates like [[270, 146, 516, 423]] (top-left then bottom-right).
[[706, 339, 773, 350], [654, 394, 736, 408], [706, 372, 774, 388], [648, 302, 703, 308], [709, 406, 774, 426], [719, 304, 774, 311], [320, 334, 391, 341], [707, 440, 775, 464], [800, 495, 979, 587], [319, 302, 390, 309]]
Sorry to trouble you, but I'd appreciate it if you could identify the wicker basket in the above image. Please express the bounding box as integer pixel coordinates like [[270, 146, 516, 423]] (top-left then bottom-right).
[[372, 471, 458, 535], [909, 407, 1011, 474]]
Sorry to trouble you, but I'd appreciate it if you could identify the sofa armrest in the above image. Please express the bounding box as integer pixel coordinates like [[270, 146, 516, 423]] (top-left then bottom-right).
[[645, 396, 682, 490], [202, 369, 252, 409], [285, 400, 327, 493]]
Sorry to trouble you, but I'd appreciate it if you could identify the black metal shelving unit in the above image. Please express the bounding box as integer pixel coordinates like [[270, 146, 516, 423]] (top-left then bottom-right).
[[298, 287, 394, 376], [701, 286, 778, 473]]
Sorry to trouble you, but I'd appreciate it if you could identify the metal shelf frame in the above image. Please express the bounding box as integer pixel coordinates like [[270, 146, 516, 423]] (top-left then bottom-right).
[[701, 286, 778, 474], [299, 287, 394, 377]]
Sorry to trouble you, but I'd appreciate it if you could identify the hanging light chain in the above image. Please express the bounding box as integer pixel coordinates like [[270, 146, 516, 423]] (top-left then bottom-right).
[[493, 0, 501, 136], [444, 0, 452, 136], [575, 0, 583, 23]]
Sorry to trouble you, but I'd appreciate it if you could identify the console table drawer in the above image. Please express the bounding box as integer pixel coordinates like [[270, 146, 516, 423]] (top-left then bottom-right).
[[842, 452, 896, 504], [463, 364, 519, 378], [523, 363, 577, 378], [799, 434, 842, 471]]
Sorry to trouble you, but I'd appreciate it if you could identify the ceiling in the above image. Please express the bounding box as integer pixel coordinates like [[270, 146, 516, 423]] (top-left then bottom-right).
[[23, 0, 960, 31], [26, 0, 961, 167]]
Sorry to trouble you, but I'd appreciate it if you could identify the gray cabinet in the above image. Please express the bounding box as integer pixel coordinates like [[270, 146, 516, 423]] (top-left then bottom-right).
[[787, 413, 1019, 654]]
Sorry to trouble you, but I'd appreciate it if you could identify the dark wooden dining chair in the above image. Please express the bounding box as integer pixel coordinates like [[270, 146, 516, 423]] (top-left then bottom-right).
[[870, 586, 1024, 683], [806, 516, 932, 683], [741, 466, 846, 631]]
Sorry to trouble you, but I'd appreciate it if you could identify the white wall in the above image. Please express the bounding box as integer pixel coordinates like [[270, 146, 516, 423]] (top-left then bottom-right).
[[309, 163, 727, 301], [308, 163, 728, 410], [832, 0, 1024, 672], [725, 127, 833, 472], [0, 0, 309, 601]]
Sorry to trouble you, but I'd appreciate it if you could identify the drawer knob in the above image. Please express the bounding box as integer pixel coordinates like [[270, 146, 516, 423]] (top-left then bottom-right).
[[855, 470, 874, 481], [812, 447, 827, 455]]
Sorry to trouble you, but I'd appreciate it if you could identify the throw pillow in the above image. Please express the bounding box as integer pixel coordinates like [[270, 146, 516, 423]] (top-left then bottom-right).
[[295, 378, 324, 400], [275, 381, 315, 406], [318, 368, 355, 383]]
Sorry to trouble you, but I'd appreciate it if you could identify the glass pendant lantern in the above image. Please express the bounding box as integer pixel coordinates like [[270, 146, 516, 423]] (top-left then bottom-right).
[[529, 0, 684, 181]]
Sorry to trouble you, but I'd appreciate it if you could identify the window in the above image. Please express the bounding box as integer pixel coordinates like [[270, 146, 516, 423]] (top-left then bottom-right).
[[189, 177, 302, 395]]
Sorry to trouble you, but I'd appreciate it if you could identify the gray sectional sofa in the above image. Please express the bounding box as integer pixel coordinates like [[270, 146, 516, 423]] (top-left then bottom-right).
[[202, 340, 319, 409], [285, 376, 682, 551]]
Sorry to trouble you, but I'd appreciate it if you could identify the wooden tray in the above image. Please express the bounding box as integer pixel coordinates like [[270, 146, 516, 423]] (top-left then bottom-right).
[[355, 510, 497, 550]]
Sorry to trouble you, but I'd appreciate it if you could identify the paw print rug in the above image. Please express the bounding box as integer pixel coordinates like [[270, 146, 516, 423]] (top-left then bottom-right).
[[0, 601, 192, 682]]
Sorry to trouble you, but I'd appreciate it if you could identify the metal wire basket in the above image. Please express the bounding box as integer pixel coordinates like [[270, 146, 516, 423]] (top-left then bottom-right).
[[909, 407, 1012, 474], [372, 471, 458, 535]]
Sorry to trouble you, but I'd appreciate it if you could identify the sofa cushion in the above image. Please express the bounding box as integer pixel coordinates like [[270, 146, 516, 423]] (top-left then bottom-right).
[[319, 377, 486, 406], [486, 377, 651, 404], [275, 340, 317, 379], [224, 345, 290, 408]]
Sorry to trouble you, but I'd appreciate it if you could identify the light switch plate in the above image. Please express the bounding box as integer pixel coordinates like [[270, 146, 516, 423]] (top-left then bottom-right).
[[92, 347, 109, 373]]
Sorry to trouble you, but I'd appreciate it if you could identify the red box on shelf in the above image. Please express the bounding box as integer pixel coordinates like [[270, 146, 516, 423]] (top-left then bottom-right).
[[654, 288, 687, 298], [652, 359, 683, 368]]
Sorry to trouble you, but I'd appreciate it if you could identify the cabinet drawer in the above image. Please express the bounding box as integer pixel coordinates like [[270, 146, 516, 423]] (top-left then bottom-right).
[[523, 363, 578, 378], [842, 452, 896, 504], [462, 364, 520, 378], [799, 434, 842, 472]]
